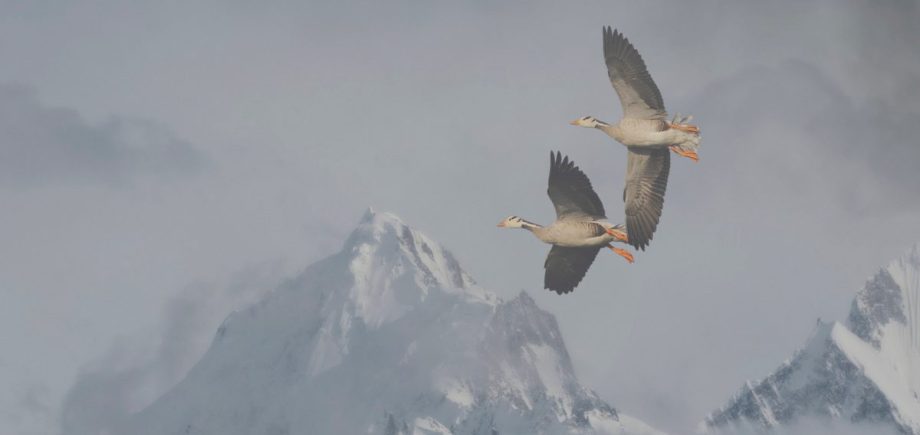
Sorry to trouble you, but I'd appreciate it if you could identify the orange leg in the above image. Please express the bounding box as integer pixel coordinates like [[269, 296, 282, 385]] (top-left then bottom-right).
[[669, 145, 699, 162], [669, 123, 700, 134], [607, 244, 634, 263], [605, 228, 629, 243]]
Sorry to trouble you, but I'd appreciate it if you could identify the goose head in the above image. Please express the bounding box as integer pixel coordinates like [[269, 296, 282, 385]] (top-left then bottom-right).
[[496, 215, 525, 228], [569, 116, 606, 128]]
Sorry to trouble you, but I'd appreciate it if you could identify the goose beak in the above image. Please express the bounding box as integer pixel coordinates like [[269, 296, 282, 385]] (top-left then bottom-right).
[[496, 221, 506, 227], [569, 119, 580, 126]]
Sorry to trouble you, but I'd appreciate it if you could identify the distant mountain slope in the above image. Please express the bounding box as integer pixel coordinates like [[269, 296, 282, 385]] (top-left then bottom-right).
[[704, 245, 920, 434], [114, 209, 663, 435]]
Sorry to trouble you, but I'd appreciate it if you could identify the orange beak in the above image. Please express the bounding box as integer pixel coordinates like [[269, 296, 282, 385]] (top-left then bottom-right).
[[497, 221, 506, 227], [569, 119, 580, 126]]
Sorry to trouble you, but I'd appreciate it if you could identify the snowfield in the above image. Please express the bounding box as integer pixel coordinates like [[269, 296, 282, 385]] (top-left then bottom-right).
[[119, 209, 664, 435], [704, 244, 920, 434]]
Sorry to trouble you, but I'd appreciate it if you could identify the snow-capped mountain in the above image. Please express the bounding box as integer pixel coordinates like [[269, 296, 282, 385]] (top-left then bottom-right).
[[703, 244, 920, 434], [119, 209, 663, 435]]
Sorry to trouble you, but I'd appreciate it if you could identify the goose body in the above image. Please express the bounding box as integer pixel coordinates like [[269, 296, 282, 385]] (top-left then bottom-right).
[[530, 220, 619, 248], [571, 27, 702, 251], [598, 119, 688, 147], [498, 152, 633, 294]]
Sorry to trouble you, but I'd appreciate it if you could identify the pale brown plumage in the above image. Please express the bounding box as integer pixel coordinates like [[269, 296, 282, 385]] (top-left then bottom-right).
[[572, 27, 701, 251], [497, 152, 633, 295]]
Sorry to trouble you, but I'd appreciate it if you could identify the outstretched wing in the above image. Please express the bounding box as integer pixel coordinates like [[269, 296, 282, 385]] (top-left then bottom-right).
[[603, 26, 667, 120], [544, 245, 602, 295], [547, 151, 606, 220], [623, 147, 670, 250]]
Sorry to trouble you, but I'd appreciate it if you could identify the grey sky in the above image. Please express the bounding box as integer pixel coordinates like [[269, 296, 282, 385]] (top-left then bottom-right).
[[0, 1, 918, 434]]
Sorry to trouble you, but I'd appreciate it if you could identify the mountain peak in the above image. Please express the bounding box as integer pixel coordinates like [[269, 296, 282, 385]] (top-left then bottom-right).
[[510, 289, 536, 306], [342, 208, 477, 299], [345, 207, 409, 247], [890, 241, 920, 277], [358, 206, 400, 228], [121, 211, 663, 435], [706, 243, 920, 434], [847, 242, 920, 348]]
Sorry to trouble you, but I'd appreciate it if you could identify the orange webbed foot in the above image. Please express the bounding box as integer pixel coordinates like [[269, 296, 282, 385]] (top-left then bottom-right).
[[607, 244, 635, 264], [669, 145, 699, 162], [605, 228, 629, 243], [669, 123, 700, 135]]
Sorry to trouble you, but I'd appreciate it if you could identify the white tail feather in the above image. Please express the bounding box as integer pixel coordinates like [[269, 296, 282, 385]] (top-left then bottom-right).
[[669, 113, 700, 152]]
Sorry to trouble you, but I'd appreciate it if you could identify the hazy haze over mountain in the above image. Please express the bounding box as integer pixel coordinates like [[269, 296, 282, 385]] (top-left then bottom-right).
[[0, 2, 918, 434]]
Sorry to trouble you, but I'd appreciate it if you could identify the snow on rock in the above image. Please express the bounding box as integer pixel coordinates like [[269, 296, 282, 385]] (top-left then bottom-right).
[[704, 243, 920, 434], [118, 209, 663, 435]]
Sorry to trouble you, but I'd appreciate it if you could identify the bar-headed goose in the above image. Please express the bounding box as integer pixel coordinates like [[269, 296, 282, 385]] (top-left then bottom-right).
[[498, 151, 633, 295], [570, 27, 702, 251]]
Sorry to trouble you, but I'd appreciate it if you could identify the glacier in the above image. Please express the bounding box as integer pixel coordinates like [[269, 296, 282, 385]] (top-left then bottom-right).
[[703, 244, 920, 434], [116, 209, 663, 435]]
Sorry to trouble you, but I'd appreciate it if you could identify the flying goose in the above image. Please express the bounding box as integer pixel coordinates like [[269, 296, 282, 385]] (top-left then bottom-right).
[[570, 27, 702, 251], [498, 151, 634, 295]]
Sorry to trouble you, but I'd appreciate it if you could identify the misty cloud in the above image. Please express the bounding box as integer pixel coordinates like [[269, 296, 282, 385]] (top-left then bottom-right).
[[59, 263, 283, 435], [0, 381, 53, 435], [0, 84, 205, 187], [710, 416, 903, 435], [687, 60, 920, 216], [0, 1, 917, 435]]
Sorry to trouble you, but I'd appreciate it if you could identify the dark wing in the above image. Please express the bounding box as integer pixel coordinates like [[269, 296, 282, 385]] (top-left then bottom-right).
[[603, 26, 667, 120], [544, 246, 602, 295], [547, 151, 606, 220], [623, 147, 670, 250]]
